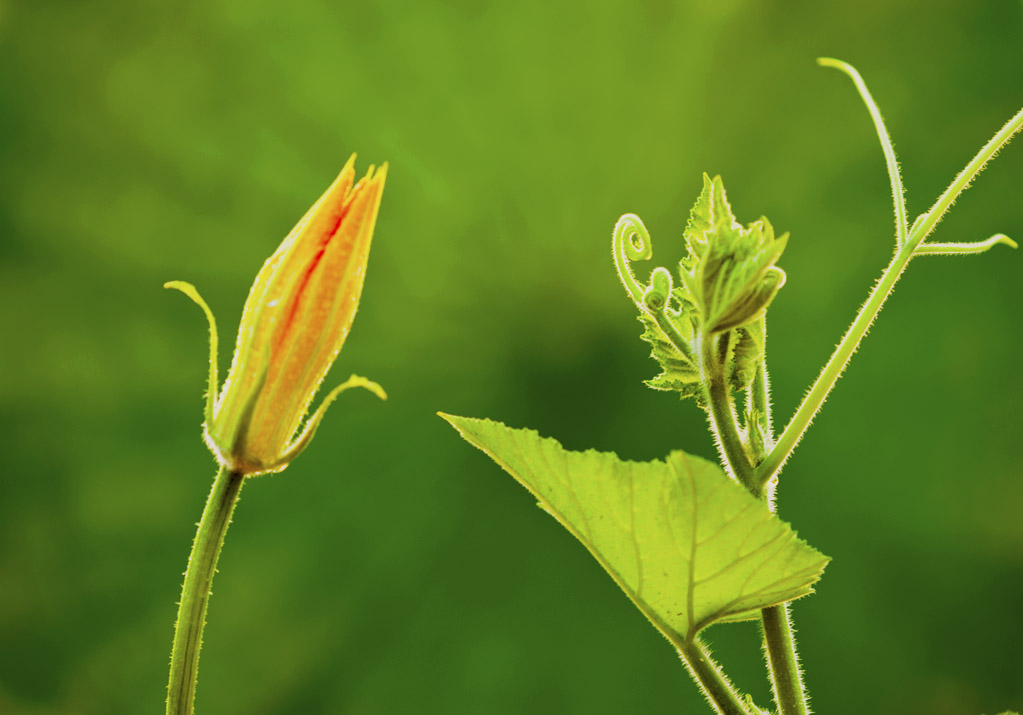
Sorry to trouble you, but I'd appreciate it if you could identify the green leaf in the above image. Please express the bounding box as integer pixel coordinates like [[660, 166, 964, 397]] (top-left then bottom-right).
[[441, 414, 829, 642], [683, 173, 732, 255], [637, 311, 702, 399], [681, 176, 789, 334]]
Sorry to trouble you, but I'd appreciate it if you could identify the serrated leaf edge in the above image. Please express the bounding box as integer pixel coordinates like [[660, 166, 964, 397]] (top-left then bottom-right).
[[439, 412, 830, 642]]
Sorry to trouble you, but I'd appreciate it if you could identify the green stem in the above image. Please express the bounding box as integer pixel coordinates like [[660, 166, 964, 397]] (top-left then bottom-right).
[[701, 334, 757, 493], [166, 467, 245, 715], [743, 349, 808, 715], [676, 637, 757, 715], [761, 603, 808, 715], [914, 104, 1023, 247], [749, 88, 1023, 715], [756, 245, 910, 484], [746, 97, 1023, 715], [757, 102, 1023, 489]]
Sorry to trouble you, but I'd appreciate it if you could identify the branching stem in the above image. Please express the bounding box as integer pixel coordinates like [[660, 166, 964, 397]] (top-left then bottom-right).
[[757, 101, 1023, 488]]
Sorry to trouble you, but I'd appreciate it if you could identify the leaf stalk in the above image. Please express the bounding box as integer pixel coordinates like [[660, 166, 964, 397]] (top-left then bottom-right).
[[676, 638, 760, 715]]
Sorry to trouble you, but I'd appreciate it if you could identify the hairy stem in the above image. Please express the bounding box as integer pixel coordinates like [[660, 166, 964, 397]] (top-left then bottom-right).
[[757, 103, 1023, 487], [756, 246, 909, 483], [700, 334, 756, 492], [742, 353, 807, 714], [761, 604, 809, 715], [166, 467, 245, 715], [677, 637, 758, 715], [914, 104, 1023, 246], [745, 87, 1023, 715]]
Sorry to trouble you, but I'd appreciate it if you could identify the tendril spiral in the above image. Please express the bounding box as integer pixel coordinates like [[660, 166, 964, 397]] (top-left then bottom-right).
[[643, 267, 673, 313], [613, 213, 653, 308]]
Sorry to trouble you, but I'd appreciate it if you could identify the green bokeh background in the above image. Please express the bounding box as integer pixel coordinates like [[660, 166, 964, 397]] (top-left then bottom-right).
[[2, 1, 1022, 713]]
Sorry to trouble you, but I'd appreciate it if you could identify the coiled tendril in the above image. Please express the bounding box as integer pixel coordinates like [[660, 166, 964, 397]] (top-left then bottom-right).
[[643, 266, 673, 313], [613, 213, 653, 309], [613, 214, 694, 363]]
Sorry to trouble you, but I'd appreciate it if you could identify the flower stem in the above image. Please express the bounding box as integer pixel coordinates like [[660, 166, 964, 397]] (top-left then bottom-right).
[[166, 467, 245, 715]]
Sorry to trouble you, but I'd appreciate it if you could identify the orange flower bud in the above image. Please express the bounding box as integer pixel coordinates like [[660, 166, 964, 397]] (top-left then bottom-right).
[[167, 156, 387, 475]]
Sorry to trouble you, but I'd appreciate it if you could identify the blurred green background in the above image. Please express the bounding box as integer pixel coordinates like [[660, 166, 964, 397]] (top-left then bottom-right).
[[2, 0, 1022, 713]]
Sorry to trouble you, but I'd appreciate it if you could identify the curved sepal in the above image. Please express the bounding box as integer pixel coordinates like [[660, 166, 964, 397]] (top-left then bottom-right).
[[164, 280, 220, 427], [270, 375, 387, 473]]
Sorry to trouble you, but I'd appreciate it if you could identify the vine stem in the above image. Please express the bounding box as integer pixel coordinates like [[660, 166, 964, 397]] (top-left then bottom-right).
[[756, 101, 1023, 487], [699, 334, 757, 494], [701, 324, 807, 715], [166, 467, 245, 715], [760, 603, 807, 715], [743, 91, 1023, 715]]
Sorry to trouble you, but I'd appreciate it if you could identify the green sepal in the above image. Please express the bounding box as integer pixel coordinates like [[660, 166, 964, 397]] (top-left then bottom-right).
[[268, 375, 387, 474], [164, 281, 220, 428]]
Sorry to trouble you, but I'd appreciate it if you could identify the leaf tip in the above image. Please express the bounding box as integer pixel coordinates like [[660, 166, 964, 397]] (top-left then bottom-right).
[[437, 412, 480, 436]]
